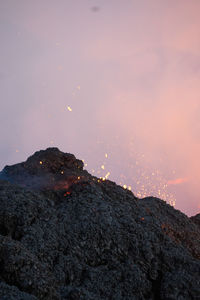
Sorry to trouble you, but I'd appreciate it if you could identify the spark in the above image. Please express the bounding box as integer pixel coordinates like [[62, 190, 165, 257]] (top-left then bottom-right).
[[123, 184, 127, 189], [100, 177, 106, 181], [39, 161, 43, 165], [61, 171, 64, 174], [105, 153, 108, 158], [169, 200, 176, 207], [101, 165, 105, 170], [67, 106, 72, 112], [105, 172, 110, 179]]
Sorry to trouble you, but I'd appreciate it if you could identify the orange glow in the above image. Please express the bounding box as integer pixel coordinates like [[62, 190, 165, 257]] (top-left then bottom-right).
[[64, 191, 71, 196], [5, 1, 200, 216], [167, 178, 188, 185]]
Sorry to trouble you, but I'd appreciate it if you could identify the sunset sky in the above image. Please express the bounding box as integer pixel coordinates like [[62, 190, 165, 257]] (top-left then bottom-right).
[[1, 0, 200, 216]]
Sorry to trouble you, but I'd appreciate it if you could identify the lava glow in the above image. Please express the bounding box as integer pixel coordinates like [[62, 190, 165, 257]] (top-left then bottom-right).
[[81, 151, 176, 207], [64, 191, 71, 197], [167, 178, 188, 186]]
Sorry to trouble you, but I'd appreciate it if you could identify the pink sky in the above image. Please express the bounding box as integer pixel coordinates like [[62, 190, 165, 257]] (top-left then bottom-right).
[[0, 0, 200, 216]]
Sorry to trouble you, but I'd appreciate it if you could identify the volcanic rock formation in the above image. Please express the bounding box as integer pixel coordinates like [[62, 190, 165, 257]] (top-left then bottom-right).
[[0, 148, 199, 299]]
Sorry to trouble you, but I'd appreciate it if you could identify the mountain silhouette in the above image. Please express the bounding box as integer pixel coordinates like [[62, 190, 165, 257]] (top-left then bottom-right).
[[0, 148, 199, 299]]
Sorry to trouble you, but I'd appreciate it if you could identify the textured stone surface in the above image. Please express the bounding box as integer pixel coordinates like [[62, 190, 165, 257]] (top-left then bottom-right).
[[0, 148, 199, 299]]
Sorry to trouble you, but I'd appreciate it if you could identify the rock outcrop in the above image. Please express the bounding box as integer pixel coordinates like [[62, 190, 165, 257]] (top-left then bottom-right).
[[0, 148, 199, 299]]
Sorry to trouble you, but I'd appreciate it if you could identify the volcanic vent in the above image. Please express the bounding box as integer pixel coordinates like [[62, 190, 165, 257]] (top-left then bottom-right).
[[0, 148, 199, 300]]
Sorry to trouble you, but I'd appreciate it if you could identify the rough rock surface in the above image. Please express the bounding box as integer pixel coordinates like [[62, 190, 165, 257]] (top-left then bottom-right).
[[0, 147, 199, 300]]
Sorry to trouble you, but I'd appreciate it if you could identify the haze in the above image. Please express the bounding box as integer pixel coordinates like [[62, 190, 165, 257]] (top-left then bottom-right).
[[1, 0, 200, 216]]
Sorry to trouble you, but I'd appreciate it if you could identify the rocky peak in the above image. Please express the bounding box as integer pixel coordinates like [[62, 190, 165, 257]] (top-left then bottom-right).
[[0, 148, 86, 190], [0, 148, 199, 300]]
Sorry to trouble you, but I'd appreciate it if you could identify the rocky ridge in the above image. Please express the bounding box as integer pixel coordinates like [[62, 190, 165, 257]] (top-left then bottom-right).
[[0, 148, 199, 299]]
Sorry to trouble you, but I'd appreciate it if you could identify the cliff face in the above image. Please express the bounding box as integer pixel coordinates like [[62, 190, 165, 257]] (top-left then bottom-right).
[[0, 148, 199, 300]]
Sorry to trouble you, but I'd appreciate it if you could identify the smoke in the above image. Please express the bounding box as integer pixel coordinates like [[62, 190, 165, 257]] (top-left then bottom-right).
[[0, 0, 200, 215]]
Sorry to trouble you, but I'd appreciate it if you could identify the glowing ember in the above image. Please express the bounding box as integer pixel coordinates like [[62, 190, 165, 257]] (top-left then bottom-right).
[[64, 191, 71, 197], [76, 144, 176, 209], [105, 172, 110, 179], [100, 177, 106, 181], [67, 106, 72, 112], [39, 161, 43, 165], [169, 200, 176, 207]]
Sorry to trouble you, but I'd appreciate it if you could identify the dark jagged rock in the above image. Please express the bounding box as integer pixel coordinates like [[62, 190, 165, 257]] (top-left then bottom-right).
[[0, 148, 88, 191], [0, 148, 199, 300], [191, 214, 200, 230]]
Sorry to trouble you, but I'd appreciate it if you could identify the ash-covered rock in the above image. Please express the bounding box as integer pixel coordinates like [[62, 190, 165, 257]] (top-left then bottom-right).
[[0, 148, 199, 300]]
